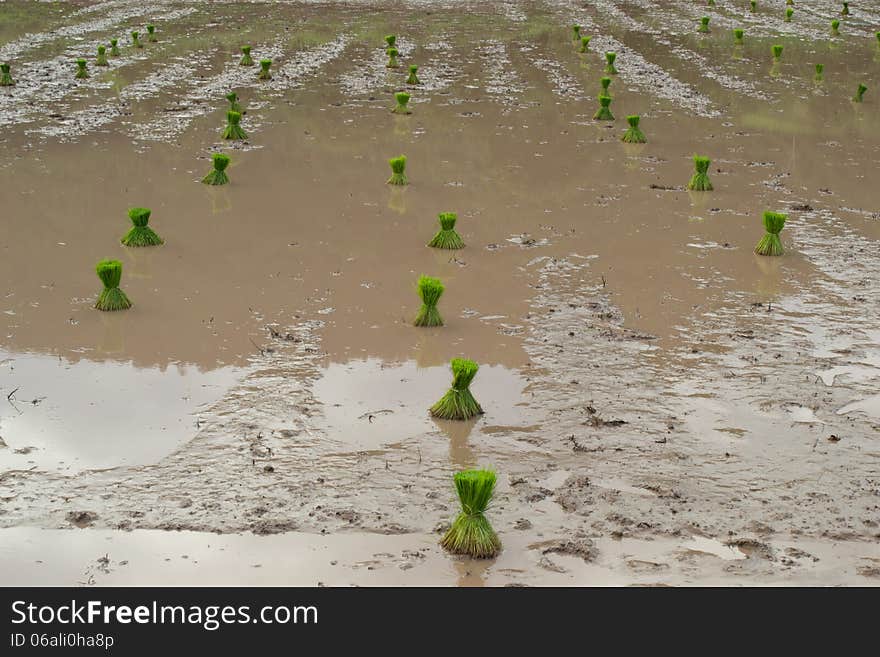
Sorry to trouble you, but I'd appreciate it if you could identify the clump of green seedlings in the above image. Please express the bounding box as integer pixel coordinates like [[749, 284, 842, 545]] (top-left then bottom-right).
[[785, 7, 794, 21], [413, 275, 444, 327], [733, 28, 744, 45], [95, 45, 109, 66], [440, 469, 501, 559], [814, 63, 824, 81], [428, 212, 464, 249], [787, 0, 794, 5], [754, 211, 786, 256], [222, 110, 247, 140], [572, 24, 581, 41], [621, 115, 646, 143], [386, 47, 399, 68], [750, 0, 757, 11], [392, 91, 411, 114], [708, 0, 716, 6], [687, 155, 713, 191], [387, 155, 407, 185], [594, 95, 614, 121], [604, 51, 618, 74], [94, 260, 132, 311], [202, 153, 230, 185], [831, 19, 840, 35], [110, 38, 121, 56], [876, 31, 880, 45], [147, 25, 157, 42], [0, 63, 14, 86], [226, 91, 242, 113], [240, 45, 254, 66], [699, 16, 710, 33], [772, 44, 783, 61], [75, 58, 89, 79], [600, 76, 612, 96], [258, 58, 272, 80], [384, 34, 396, 49], [121, 207, 163, 247], [131, 31, 142, 48], [430, 358, 484, 421], [406, 64, 421, 85], [579, 36, 591, 53], [853, 83, 867, 102], [841, 2, 849, 15]]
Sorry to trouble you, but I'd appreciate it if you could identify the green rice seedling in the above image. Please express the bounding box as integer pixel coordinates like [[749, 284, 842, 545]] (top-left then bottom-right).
[[386, 47, 399, 68], [413, 275, 444, 327], [0, 63, 14, 86], [440, 469, 501, 558], [831, 19, 840, 35], [75, 58, 89, 79], [579, 36, 591, 53], [814, 63, 824, 81], [600, 76, 612, 96], [733, 28, 744, 45], [121, 207, 163, 247], [593, 94, 614, 121], [853, 83, 867, 102], [876, 31, 880, 45], [384, 34, 396, 49], [785, 8, 794, 21], [687, 155, 713, 191], [406, 64, 421, 85], [841, 2, 849, 15], [392, 91, 411, 114], [202, 153, 230, 185], [258, 58, 272, 80], [430, 358, 484, 421], [131, 31, 142, 48], [572, 24, 581, 41], [110, 38, 121, 57], [222, 110, 247, 140], [754, 211, 786, 256], [772, 44, 783, 61], [95, 45, 109, 66], [94, 260, 132, 311], [708, 0, 716, 5], [750, 0, 756, 11], [787, 0, 794, 5], [240, 45, 254, 66], [428, 212, 464, 249], [604, 51, 618, 74], [387, 154, 407, 185], [621, 115, 646, 143], [226, 91, 242, 113], [147, 24, 157, 42], [699, 17, 710, 33]]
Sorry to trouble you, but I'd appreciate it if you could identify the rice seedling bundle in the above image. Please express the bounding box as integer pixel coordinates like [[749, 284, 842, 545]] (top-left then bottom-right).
[[687, 155, 713, 191], [94, 260, 132, 311], [440, 469, 501, 559], [430, 358, 483, 420], [240, 45, 254, 66], [621, 115, 646, 143], [593, 94, 614, 121], [387, 155, 408, 185], [121, 207, 163, 247], [413, 275, 444, 327], [754, 211, 786, 256], [95, 45, 109, 66], [202, 153, 230, 185], [406, 65, 421, 85], [427, 212, 464, 249]]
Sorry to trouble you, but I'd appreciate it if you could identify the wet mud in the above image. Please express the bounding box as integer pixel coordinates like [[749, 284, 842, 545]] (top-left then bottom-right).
[[0, 0, 878, 586]]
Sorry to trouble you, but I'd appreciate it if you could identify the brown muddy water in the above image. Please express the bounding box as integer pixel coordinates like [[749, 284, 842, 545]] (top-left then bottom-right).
[[0, 0, 878, 586]]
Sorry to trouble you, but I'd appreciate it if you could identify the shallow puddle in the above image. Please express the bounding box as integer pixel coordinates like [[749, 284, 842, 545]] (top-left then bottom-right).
[[312, 358, 533, 454], [0, 350, 242, 471]]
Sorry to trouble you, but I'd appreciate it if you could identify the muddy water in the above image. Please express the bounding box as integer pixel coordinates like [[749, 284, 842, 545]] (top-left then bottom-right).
[[1, 0, 879, 586]]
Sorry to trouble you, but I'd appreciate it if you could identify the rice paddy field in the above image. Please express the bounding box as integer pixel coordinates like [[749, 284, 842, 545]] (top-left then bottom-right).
[[1, 0, 879, 586]]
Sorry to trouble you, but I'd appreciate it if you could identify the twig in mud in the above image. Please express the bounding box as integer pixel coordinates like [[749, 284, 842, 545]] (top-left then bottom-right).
[[7, 387, 19, 401], [358, 409, 394, 423]]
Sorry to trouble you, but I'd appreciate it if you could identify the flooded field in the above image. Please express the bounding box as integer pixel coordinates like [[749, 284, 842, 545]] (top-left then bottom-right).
[[0, 0, 878, 586]]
